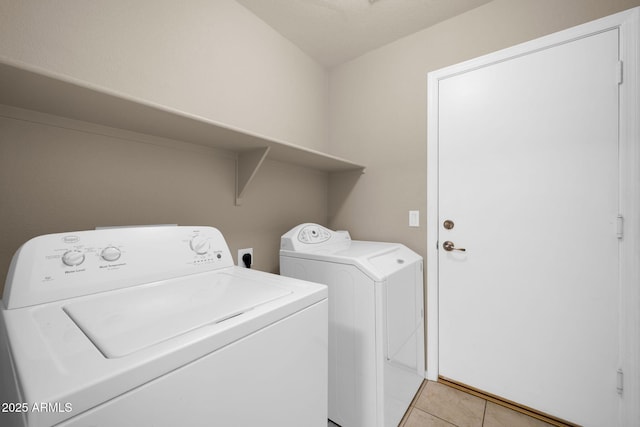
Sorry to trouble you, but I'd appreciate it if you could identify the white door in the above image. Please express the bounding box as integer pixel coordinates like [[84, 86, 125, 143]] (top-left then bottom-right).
[[437, 29, 620, 426]]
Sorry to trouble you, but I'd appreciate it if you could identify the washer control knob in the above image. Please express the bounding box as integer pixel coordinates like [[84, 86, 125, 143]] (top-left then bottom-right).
[[62, 250, 85, 267], [101, 246, 121, 262], [190, 236, 210, 255]]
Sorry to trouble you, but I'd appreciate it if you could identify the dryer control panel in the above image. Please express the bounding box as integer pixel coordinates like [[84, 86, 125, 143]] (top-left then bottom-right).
[[280, 223, 350, 251], [297, 224, 331, 244], [2, 226, 234, 309]]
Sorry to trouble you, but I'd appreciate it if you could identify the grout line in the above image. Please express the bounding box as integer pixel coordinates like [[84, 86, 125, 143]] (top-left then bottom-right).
[[481, 398, 488, 427], [412, 406, 460, 427]]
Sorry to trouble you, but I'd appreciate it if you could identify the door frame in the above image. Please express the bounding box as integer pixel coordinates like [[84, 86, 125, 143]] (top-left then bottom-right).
[[426, 7, 640, 425]]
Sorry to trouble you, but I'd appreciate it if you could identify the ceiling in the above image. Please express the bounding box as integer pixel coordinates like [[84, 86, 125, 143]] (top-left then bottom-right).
[[235, 0, 493, 68]]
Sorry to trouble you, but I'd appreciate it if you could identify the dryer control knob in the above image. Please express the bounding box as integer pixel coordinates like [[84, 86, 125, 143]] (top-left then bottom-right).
[[190, 236, 210, 255], [101, 246, 121, 262], [62, 250, 85, 267]]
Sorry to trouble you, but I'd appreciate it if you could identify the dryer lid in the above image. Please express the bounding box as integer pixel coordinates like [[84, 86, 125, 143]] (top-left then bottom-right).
[[281, 224, 422, 281], [64, 272, 292, 358]]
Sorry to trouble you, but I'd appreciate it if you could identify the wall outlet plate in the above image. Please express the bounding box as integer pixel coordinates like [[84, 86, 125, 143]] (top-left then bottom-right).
[[409, 210, 420, 227], [237, 248, 253, 268]]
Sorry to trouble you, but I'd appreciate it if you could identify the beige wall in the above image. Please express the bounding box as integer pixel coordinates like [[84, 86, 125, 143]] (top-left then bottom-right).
[[0, 0, 331, 292], [3, 0, 640, 298], [328, 0, 640, 259], [0, 0, 328, 151], [0, 109, 328, 291]]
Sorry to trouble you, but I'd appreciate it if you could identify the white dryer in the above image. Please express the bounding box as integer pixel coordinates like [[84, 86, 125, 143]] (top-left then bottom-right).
[[280, 223, 424, 427], [0, 226, 328, 427]]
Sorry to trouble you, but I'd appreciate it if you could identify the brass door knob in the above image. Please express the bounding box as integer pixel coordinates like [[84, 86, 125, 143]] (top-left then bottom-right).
[[443, 241, 466, 252]]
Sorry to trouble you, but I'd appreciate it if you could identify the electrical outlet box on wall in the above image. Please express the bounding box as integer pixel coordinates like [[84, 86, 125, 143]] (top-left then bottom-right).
[[237, 248, 253, 268]]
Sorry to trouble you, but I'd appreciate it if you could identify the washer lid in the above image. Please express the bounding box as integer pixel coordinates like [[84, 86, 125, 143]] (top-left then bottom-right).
[[63, 272, 292, 358]]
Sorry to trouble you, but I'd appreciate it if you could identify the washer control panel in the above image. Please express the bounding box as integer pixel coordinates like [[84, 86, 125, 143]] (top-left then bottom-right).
[[62, 249, 86, 267], [3, 226, 234, 309], [100, 246, 122, 262]]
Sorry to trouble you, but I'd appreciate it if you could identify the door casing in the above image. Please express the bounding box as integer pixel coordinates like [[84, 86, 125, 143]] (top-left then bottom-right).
[[426, 7, 640, 426]]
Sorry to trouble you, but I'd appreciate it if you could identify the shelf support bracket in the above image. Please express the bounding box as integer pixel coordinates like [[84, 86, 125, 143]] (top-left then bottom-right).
[[235, 147, 270, 206]]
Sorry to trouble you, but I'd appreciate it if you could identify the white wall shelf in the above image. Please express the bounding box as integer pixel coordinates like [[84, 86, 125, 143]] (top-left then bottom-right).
[[0, 59, 365, 205]]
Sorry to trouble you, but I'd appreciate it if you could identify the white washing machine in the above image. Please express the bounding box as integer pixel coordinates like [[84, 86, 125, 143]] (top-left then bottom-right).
[[280, 224, 424, 427], [0, 226, 328, 427]]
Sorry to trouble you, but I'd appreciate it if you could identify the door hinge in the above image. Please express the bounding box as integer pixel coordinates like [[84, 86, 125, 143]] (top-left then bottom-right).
[[617, 369, 624, 394], [616, 214, 624, 239], [617, 61, 623, 85]]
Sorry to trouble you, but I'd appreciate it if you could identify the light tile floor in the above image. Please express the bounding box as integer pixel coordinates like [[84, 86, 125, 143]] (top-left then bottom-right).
[[327, 380, 558, 427], [400, 381, 557, 427]]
